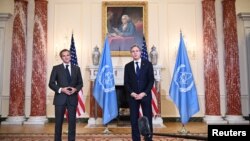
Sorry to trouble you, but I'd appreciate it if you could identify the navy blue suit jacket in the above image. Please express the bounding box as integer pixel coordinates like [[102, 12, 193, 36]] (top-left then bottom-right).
[[124, 59, 154, 100], [49, 64, 83, 106]]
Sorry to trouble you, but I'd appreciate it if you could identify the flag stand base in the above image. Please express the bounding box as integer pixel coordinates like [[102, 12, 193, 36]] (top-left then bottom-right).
[[178, 125, 189, 134], [103, 127, 111, 134]]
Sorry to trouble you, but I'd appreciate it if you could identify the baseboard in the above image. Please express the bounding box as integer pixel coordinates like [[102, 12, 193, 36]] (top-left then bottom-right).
[[47, 118, 89, 123], [1, 115, 249, 124], [163, 117, 204, 122]]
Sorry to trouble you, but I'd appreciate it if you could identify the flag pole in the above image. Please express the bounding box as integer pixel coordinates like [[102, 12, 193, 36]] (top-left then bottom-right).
[[178, 124, 189, 134]]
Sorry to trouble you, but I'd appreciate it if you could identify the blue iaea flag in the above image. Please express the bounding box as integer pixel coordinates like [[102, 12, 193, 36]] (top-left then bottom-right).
[[169, 32, 200, 124], [93, 37, 118, 124]]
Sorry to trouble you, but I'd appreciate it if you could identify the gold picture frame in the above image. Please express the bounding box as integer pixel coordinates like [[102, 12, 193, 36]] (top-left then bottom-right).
[[102, 1, 148, 56]]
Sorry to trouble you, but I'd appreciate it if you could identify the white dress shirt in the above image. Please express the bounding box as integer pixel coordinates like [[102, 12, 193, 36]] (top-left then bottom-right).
[[58, 63, 71, 93], [133, 58, 141, 73], [63, 63, 71, 75]]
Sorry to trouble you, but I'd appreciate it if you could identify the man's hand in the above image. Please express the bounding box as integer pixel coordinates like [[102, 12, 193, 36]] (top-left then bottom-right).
[[130, 92, 137, 99], [135, 92, 146, 100], [69, 87, 77, 94], [61, 87, 71, 95], [61, 87, 77, 95]]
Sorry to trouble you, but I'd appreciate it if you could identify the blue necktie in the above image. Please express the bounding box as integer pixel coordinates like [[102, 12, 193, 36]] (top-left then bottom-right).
[[65, 65, 71, 83], [135, 62, 140, 79]]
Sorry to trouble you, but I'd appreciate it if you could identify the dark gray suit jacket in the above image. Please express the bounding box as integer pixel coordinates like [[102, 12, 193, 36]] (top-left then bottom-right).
[[49, 64, 83, 106]]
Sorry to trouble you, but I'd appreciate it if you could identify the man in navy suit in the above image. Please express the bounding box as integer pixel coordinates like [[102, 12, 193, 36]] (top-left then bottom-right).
[[124, 45, 154, 141], [49, 49, 83, 141]]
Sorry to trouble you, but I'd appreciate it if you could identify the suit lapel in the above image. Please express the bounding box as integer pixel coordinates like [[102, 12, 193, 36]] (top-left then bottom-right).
[[131, 59, 146, 79], [140, 60, 146, 74], [140, 60, 145, 72], [130, 61, 137, 77], [60, 64, 66, 75], [59, 64, 68, 83], [70, 64, 75, 80], [61, 63, 74, 84]]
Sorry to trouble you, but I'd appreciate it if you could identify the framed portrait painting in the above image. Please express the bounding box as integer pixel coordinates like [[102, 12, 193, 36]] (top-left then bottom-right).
[[102, 1, 148, 56]]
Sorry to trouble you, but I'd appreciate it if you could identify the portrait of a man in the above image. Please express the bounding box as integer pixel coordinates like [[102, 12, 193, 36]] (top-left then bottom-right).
[[102, 1, 148, 56], [107, 7, 144, 52]]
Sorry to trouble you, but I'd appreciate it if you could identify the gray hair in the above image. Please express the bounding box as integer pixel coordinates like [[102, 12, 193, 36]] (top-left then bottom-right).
[[121, 15, 130, 21]]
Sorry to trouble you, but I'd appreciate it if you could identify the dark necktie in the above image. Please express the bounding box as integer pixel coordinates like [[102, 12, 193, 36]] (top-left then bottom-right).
[[135, 62, 140, 79], [65, 65, 71, 83]]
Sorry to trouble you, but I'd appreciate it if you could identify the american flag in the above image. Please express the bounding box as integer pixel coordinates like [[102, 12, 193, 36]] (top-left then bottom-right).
[[141, 36, 149, 60], [140, 36, 159, 117], [65, 34, 85, 119]]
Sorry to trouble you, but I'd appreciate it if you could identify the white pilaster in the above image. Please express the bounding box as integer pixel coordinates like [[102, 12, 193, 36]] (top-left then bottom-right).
[[238, 12, 250, 119], [0, 13, 12, 118]]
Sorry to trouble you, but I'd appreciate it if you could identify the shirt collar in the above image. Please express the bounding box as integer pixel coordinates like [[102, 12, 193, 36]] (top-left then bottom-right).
[[134, 58, 141, 64], [63, 63, 71, 68]]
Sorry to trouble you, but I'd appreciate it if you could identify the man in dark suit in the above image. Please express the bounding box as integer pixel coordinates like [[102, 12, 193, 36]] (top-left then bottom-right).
[[124, 45, 154, 141], [49, 49, 83, 141]]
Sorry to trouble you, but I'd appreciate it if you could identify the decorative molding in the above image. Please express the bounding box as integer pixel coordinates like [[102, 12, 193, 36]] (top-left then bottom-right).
[[24, 116, 48, 124], [1, 116, 26, 125], [225, 115, 249, 124], [238, 12, 250, 21], [203, 115, 227, 125], [0, 13, 12, 21]]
